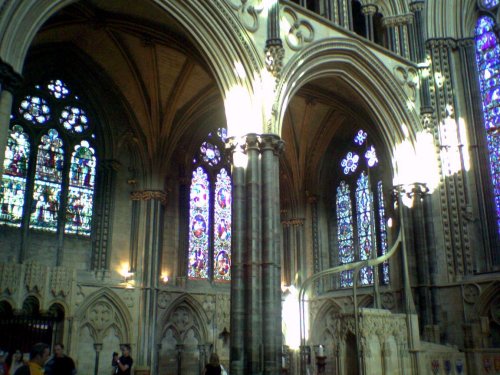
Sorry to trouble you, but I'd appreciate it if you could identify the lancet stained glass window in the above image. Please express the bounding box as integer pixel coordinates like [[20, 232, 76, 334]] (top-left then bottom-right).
[[0, 125, 30, 226], [335, 129, 389, 287], [475, 15, 500, 237], [188, 128, 231, 281], [0, 78, 97, 236]]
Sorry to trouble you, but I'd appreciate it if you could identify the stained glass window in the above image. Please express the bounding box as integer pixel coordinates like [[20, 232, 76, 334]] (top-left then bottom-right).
[[335, 128, 389, 287], [188, 167, 210, 279], [188, 128, 231, 281], [0, 125, 30, 226], [1, 78, 97, 237], [214, 168, 232, 281], [337, 181, 354, 287], [475, 16, 500, 237], [30, 129, 64, 232], [65, 141, 96, 235], [356, 172, 374, 285]]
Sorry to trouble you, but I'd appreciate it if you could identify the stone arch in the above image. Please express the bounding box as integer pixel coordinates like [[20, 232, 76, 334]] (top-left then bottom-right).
[[474, 281, 500, 317], [0, 297, 15, 314], [275, 37, 420, 151], [0, 0, 264, 132], [158, 293, 210, 344], [157, 293, 210, 375], [75, 287, 132, 343], [73, 288, 132, 375]]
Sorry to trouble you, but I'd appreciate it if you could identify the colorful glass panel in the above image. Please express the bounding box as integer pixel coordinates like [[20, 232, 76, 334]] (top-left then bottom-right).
[[47, 79, 70, 99], [356, 172, 374, 285], [19, 96, 50, 124], [365, 145, 378, 167], [378, 181, 389, 284], [213, 168, 232, 281], [475, 16, 500, 236], [30, 129, 64, 232], [200, 141, 221, 167], [341, 152, 359, 175], [0, 125, 30, 226], [481, 0, 500, 9], [354, 129, 367, 145], [188, 167, 210, 279], [337, 181, 354, 287], [65, 141, 96, 236], [60, 106, 89, 133]]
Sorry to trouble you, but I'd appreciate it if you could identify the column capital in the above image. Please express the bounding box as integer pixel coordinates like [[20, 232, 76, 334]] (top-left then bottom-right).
[[0, 59, 22, 93], [130, 190, 167, 206], [409, 1, 425, 12], [260, 133, 284, 155], [361, 4, 378, 16]]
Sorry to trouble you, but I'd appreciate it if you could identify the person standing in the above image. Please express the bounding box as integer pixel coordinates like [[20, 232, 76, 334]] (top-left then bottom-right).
[[202, 353, 222, 375], [44, 344, 76, 375], [14, 343, 50, 375], [6, 350, 25, 375], [115, 345, 132, 375]]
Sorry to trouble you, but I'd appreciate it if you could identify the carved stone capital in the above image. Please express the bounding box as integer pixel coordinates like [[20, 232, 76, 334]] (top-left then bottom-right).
[[382, 14, 414, 27], [361, 4, 377, 16], [0, 60, 23, 93], [264, 43, 285, 79], [260, 134, 284, 155], [130, 190, 167, 206], [409, 1, 425, 12]]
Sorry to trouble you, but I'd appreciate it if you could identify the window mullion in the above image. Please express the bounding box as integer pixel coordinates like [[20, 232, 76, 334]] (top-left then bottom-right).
[[19, 134, 39, 262]]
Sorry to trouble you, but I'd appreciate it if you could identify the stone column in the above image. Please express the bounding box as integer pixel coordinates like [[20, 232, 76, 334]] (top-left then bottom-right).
[[261, 134, 283, 375], [229, 137, 246, 375], [130, 189, 167, 375], [93, 343, 102, 375], [0, 59, 22, 176], [361, 4, 377, 42], [409, 183, 433, 331], [229, 134, 283, 375]]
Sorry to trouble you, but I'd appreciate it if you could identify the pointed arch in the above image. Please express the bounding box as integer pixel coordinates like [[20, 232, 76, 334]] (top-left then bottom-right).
[[275, 37, 420, 153], [75, 287, 132, 344], [157, 293, 210, 344]]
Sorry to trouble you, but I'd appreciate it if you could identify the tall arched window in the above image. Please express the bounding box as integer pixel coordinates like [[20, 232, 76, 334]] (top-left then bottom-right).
[[0, 79, 97, 236], [188, 128, 231, 281], [335, 129, 389, 287], [475, 5, 500, 237]]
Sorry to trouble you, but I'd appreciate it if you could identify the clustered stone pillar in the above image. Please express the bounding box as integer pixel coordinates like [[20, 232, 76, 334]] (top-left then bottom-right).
[[130, 189, 167, 375], [361, 4, 377, 42], [229, 134, 284, 375]]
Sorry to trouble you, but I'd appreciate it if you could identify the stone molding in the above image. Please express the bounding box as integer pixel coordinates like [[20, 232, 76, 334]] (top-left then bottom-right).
[[130, 190, 167, 206], [282, 6, 315, 51], [227, 0, 263, 33]]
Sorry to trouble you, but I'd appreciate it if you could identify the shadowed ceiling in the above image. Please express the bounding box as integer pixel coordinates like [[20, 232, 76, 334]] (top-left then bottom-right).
[[27, 0, 376, 208]]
